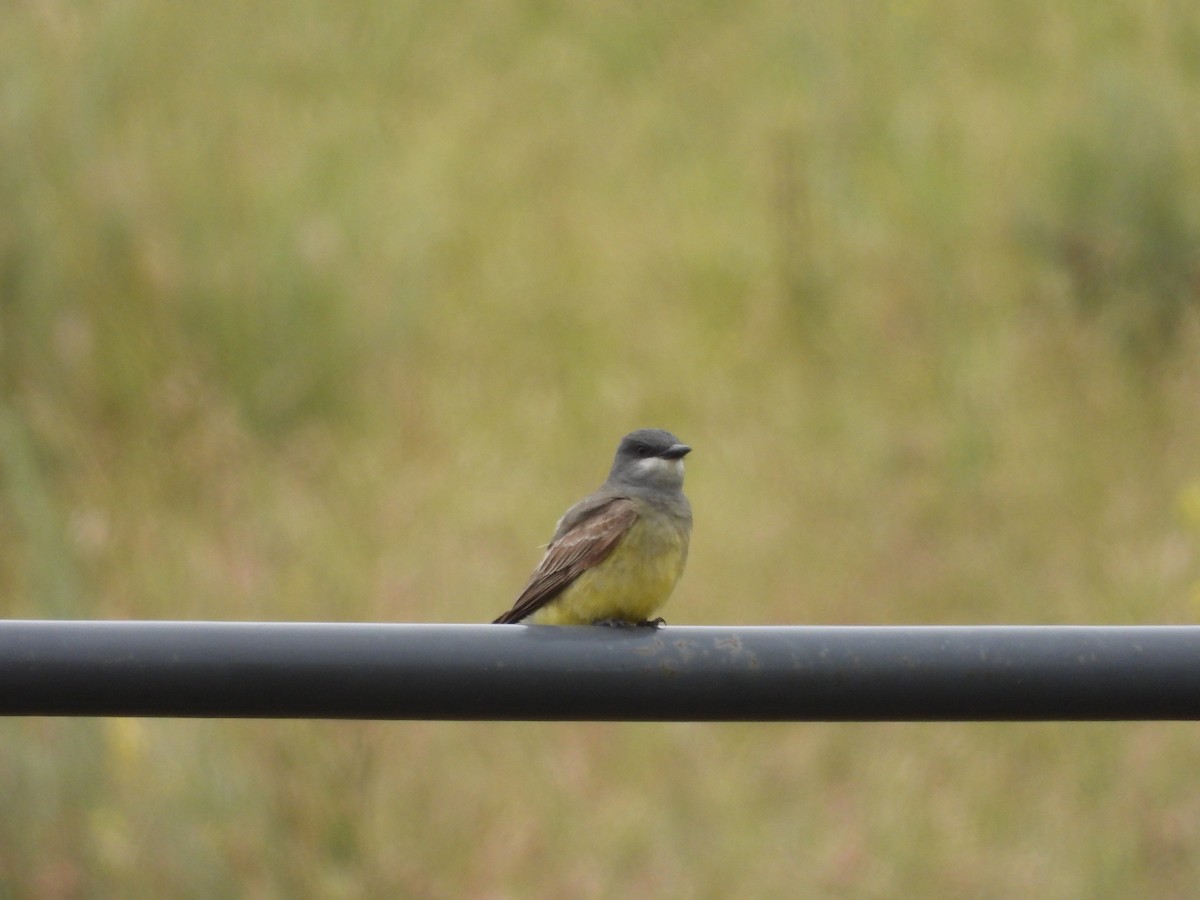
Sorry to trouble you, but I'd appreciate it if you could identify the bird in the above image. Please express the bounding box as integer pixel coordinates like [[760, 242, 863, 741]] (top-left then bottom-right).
[[492, 428, 693, 626]]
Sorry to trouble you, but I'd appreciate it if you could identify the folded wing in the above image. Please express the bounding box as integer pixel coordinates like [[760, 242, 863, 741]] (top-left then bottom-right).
[[493, 497, 638, 624]]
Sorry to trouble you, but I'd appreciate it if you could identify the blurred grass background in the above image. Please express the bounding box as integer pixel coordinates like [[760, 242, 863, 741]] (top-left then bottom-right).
[[3, 0, 1200, 896]]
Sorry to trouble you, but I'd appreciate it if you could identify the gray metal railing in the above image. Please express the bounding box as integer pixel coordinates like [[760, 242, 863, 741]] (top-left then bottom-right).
[[2, 621, 1198, 721]]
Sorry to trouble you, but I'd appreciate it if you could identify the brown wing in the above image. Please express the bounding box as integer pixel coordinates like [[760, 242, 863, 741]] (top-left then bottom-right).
[[493, 498, 638, 624]]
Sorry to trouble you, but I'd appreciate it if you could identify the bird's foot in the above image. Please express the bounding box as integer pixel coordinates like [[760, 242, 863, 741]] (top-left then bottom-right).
[[593, 617, 666, 628]]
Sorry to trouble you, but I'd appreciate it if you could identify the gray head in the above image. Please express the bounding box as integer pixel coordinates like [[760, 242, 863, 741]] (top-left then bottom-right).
[[605, 428, 691, 491]]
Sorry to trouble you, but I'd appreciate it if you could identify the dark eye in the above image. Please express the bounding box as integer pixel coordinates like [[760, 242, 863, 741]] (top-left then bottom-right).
[[634, 443, 653, 457]]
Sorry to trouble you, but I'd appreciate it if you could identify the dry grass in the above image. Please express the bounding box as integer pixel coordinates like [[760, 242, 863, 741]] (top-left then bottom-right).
[[4, 1, 1200, 896]]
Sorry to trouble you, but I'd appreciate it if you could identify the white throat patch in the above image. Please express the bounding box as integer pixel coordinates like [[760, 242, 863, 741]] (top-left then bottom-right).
[[633, 456, 684, 483]]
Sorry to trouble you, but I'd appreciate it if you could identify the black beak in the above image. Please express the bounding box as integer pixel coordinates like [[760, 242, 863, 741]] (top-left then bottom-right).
[[661, 443, 692, 460]]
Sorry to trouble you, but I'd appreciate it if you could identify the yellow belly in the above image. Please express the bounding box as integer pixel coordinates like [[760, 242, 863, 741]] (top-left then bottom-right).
[[530, 514, 689, 625]]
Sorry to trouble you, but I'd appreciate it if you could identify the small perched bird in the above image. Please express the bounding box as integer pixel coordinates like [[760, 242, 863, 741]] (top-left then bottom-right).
[[493, 428, 693, 626]]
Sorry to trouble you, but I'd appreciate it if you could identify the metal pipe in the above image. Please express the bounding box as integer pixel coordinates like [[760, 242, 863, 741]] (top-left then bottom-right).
[[1, 621, 1198, 721]]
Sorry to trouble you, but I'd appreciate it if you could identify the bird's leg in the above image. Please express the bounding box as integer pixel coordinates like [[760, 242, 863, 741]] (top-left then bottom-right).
[[638, 617, 666, 628]]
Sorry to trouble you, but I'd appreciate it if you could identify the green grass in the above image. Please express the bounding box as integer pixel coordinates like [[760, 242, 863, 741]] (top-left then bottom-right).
[[4, 1, 1200, 896]]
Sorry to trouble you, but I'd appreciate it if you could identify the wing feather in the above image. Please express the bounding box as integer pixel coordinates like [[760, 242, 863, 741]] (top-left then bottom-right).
[[493, 498, 638, 624]]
